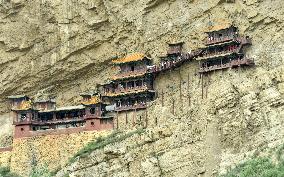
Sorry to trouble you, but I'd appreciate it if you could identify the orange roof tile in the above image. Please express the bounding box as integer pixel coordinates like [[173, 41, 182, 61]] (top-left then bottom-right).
[[206, 19, 232, 33], [112, 53, 148, 64], [12, 100, 33, 110], [81, 96, 101, 105]]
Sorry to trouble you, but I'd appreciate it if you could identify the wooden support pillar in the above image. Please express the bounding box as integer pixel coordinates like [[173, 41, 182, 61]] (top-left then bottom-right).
[[172, 99, 175, 115], [145, 102, 148, 128], [187, 73, 190, 91], [161, 89, 164, 107], [116, 111, 119, 129], [155, 117, 158, 126], [53, 112, 56, 121], [201, 74, 204, 99], [205, 75, 209, 99], [179, 77, 182, 101]]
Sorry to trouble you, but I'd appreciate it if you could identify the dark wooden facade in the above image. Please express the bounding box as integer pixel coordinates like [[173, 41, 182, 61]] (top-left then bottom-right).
[[101, 54, 155, 112], [198, 25, 254, 73], [9, 95, 113, 138]]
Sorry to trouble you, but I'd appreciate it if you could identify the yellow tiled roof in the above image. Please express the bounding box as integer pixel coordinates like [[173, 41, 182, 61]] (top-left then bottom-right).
[[81, 96, 101, 105], [12, 100, 32, 110], [206, 19, 232, 33], [112, 53, 147, 64]]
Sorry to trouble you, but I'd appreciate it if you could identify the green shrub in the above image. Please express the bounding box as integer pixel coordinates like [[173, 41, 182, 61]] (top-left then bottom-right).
[[29, 165, 53, 177], [68, 129, 145, 164], [221, 144, 284, 177], [0, 166, 21, 177]]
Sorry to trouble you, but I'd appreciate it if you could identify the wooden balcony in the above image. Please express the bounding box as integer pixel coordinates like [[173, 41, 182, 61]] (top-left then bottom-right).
[[14, 117, 86, 126], [112, 69, 147, 81], [199, 58, 255, 73], [103, 85, 152, 97], [115, 103, 147, 112], [197, 48, 240, 61], [204, 36, 252, 46], [167, 48, 182, 55]]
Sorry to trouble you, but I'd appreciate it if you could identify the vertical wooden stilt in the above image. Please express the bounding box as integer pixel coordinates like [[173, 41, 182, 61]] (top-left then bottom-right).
[[133, 108, 137, 127], [179, 77, 182, 101], [161, 89, 164, 107], [187, 73, 190, 91], [201, 74, 204, 99], [116, 111, 119, 129], [172, 99, 175, 115], [206, 75, 209, 99], [145, 103, 148, 128], [125, 111, 128, 124]]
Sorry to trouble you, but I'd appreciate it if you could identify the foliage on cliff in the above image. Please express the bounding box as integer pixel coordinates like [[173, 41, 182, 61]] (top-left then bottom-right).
[[0, 166, 20, 177], [221, 145, 284, 177]]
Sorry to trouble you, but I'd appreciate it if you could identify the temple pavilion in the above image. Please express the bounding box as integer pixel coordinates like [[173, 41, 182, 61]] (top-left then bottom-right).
[[101, 53, 156, 112], [8, 93, 113, 138], [197, 23, 254, 73]]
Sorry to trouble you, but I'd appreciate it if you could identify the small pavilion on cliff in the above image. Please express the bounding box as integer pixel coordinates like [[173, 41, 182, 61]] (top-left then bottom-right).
[[101, 53, 156, 112], [197, 23, 254, 73]]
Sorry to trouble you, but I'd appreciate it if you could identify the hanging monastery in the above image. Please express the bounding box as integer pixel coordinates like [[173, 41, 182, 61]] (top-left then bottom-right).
[[8, 24, 255, 139]]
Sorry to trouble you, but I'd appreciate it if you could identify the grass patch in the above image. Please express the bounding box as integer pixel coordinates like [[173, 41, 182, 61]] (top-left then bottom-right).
[[0, 166, 21, 177], [221, 144, 284, 177], [68, 128, 145, 165]]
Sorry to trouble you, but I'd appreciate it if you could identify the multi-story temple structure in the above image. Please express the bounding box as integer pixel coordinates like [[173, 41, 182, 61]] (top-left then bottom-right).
[[197, 24, 254, 73], [9, 94, 113, 138], [101, 53, 156, 112], [8, 24, 255, 138]]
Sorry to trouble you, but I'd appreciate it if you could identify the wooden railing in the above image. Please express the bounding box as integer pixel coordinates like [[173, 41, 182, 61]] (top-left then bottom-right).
[[147, 50, 201, 74], [103, 85, 151, 97], [197, 48, 240, 60], [115, 103, 147, 112], [167, 48, 182, 55], [205, 36, 235, 45], [205, 36, 252, 46], [13, 116, 86, 125], [199, 58, 254, 73], [113, 69, 147, 80]]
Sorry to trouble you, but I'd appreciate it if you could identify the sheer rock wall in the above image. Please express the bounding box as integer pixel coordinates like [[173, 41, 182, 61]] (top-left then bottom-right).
[[0, 0, 283, 176]]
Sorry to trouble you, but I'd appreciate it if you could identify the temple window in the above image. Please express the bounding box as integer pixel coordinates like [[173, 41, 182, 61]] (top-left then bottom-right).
[[20, 114, 27, 121], [90, 108, 96, 114]]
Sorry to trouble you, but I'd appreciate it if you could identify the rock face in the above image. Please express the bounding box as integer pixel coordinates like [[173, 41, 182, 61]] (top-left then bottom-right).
[[0, 0, 284, 176]]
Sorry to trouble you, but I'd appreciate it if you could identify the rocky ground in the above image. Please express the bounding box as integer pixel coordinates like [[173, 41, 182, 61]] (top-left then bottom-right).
[[0, 0, 284, 176]]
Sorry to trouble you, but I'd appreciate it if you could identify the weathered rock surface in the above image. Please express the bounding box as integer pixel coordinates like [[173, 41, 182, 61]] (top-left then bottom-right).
[[0, 0, 284, 176]]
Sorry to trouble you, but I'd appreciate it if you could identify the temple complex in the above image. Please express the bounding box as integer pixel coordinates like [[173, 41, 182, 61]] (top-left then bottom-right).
[[197, 24, 254, 73], [7, 24, 255, 138], [101, 54, 156, 112], [8, 94, 113, 138]]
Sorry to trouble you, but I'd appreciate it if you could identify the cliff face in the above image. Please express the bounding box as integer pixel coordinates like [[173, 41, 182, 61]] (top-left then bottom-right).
[[0, 0, 284, 176]]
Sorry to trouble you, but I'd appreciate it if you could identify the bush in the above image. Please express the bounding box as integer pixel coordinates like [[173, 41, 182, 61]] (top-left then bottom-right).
[[0, 166, 20, 177], [68, 129, 145, 164], [221, 144, 284, 177], [29, 165, 53, 177]]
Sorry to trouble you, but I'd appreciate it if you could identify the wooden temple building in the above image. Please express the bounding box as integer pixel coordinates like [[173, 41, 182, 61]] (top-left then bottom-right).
[[8, 94, 113, 138], [197, 24, 254, 73], [101, 54, 156, 112]]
